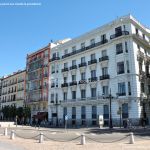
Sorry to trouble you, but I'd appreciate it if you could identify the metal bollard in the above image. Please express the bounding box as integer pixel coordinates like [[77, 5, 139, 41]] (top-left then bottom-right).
[[10, 130, 15, 140], [39, 132, 44, 143], [129, 132, 134, 144], [80, 134, 86, 145], [4, 128, 8, 136]]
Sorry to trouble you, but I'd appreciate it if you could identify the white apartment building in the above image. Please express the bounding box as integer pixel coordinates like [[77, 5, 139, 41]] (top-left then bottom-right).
[[0, 70, 26, 109], [48, 15, 150, 127]]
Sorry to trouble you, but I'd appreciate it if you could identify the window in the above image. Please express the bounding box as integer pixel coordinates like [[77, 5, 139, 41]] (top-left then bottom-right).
[[52, 53, 56, 58], [51, 94, 54, 102], [81, 42, 85, 49], [55, 93, 58, 101], [72, 75, 76, 81], [125, 42, 128, 53], [81, 106, 86, 119], [102, 67, 108, 75], [63, 92, 67, 101], [137, 44, 140, 50], [81, 89, 86, 99], [123, 25, 126, 31], [91, 53, 95, 60], [56, 78, 58, 87], [102, 50, 107, 57], [64, 77, 67, 83], [102, 86, 108, 96], [117, 62, 124, 74], [92, 106, 97, 119], [115, 26, 122, 34], [64, 62, 68, 68], [146, 65, 149, 75], [136, 28, 139, 35], [51, 65, 55, 73], [122, 103, 128, 118], [101, 34, 106, 41], [81, 72, 86, 80], [118, 82, 126, 96], [81, 57, 85, 63], [148, 85, 150, 94], [72, 107, 76, 119], [72, 91, 76, 99], [141, 83, 145, 93], [116, 43, 123, 54], [90, 39, 95, 45], [126, 61, 130, 73], [91, 88, 96, 98], [128, 82, 131, 95], [143, 34, 145, 39], [72, 60, 76, 66], [91, 70, 96, 78], [64, 49, 68, 55], [72, 46, 76, 52], [103, 105, 109, 119], [56, 52, 59, 57], [63, 107, 67, 116]]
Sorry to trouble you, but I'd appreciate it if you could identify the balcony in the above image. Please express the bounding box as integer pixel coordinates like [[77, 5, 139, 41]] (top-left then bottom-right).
[[17, 88, 24, 91], [69, 81, 77, 86], [78, 62, 87, 68], [99, 75, 110, 80], [50, 57, 60, 62], [61, 39, 108, 59], [61, 83, 68, 88], [88, 77, 98, 82], [116, 50, 123, 55], [88, 59, 97, 65], [79, 79, 87, 84], [70, 65, 77, 70], [117, 93, 126, 96], [51, 83, 55, 88], [110, 31, 129, 39], [99, 56, 109, 62], [18, 79, 24, 83], [51, 71, 55, 74], [62, 68, 69, 72], [117, 70, 125, 74], [134, 33, 150, 46], [43, 73, 48, 77]]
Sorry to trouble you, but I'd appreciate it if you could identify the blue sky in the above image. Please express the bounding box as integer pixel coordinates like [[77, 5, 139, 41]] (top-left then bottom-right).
[[0, 0, 150, 77]]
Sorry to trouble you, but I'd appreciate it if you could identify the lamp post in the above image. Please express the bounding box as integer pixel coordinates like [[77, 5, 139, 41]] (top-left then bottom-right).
[[55, 100, 61, 127], [109, 89, 113, 129]]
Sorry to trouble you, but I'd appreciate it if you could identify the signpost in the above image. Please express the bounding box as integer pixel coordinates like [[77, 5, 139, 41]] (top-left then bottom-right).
[[98, 115, 104, 128], [65, 115, 68, 131], [117, 107, 122, 128]]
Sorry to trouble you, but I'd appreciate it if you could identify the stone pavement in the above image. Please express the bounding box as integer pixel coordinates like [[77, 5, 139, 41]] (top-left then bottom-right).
[[0, 135, 150, 150]]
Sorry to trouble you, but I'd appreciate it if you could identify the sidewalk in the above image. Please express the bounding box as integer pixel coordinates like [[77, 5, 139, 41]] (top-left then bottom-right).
[[0, 135, 150, 150]]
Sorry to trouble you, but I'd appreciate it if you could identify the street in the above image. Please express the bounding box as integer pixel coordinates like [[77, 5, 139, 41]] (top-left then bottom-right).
[[0, 126, 150, 143]]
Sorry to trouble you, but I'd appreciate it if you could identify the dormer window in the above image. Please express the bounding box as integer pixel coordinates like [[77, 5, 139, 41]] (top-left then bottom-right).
[[64, 49, 68, 55], [72, 46, 76, 52], [90, 39, 95, 45]]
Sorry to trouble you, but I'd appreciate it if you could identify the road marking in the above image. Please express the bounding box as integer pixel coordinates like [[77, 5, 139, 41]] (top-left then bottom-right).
[[51, 132, 56, 135], [75, 132, 80, 136], [91, 133, 96, 136]]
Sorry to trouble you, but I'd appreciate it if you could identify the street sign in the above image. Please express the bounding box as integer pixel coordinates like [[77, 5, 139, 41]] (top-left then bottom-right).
[[65, 115, 68, 121]]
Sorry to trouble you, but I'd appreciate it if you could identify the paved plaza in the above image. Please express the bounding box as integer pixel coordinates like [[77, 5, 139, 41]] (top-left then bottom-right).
[[0, 126, 150, 150]]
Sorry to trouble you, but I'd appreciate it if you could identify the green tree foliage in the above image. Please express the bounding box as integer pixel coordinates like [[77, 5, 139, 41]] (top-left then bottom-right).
[[2, 105, 31, 122]]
